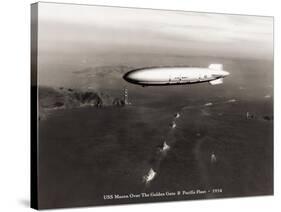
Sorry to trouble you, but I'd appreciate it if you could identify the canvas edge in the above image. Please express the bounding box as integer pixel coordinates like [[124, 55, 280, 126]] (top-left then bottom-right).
[[31, 2, 39, 210]]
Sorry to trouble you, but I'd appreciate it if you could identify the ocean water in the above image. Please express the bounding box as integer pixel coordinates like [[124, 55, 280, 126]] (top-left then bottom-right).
[[38, 59, 273, 209]]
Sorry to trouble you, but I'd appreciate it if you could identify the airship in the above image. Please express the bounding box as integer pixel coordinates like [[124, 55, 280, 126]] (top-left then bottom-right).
[[123, 64, 229, 86]]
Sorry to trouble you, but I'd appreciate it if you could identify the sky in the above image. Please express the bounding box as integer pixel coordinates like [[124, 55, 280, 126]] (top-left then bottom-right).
[[36, 2, 273, 87]]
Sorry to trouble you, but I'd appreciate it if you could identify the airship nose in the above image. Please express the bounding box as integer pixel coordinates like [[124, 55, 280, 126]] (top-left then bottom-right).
[[123, 70, 145, 83], [123, 71, 135, 83]]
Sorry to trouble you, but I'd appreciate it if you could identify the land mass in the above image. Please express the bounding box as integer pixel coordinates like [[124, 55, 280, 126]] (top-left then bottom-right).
[[39, 86, 125, 120]]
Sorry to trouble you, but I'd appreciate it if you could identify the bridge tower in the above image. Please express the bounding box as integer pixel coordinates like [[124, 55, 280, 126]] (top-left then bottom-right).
[[124, 87, 130, 105]]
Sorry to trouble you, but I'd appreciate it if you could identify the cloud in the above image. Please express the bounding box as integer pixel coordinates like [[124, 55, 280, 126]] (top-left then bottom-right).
[[38, 2, 273, 60]]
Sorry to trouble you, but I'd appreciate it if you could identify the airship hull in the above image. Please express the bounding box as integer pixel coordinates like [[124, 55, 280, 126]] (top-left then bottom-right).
[[123, 65, 229, 86]]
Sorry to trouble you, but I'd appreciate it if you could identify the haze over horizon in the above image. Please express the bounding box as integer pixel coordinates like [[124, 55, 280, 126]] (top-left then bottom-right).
[[37, 2, 273, 88]]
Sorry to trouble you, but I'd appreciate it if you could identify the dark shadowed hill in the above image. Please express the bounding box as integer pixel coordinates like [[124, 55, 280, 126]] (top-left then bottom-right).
[[39, 86, 125, 120]]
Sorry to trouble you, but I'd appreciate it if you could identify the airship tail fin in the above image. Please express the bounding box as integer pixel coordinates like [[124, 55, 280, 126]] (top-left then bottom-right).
[[209, 64, 223, 70], [209, 78, 223, 85]]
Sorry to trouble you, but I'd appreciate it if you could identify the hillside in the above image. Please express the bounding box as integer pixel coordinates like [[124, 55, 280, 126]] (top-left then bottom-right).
[[38, 86, 125, 120]]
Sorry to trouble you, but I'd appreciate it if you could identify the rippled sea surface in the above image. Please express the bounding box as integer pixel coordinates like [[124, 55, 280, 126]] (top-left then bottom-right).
[[38, 59, 273, 209]]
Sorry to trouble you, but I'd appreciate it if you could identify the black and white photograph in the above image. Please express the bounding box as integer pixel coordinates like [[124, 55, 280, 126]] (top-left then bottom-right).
[[31, 2, 273, 210]]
